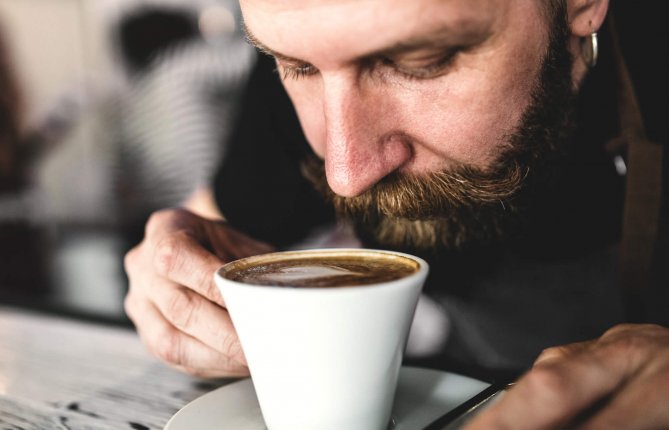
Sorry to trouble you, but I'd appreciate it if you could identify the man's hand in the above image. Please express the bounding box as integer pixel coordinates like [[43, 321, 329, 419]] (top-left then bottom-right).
[[464, 324, 669, 430], [124, 208, 274, 377]]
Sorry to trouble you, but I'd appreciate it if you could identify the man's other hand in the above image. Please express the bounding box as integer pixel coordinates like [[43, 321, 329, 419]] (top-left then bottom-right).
[[124, 208, 274, 377], [465, 323, 669, 430]]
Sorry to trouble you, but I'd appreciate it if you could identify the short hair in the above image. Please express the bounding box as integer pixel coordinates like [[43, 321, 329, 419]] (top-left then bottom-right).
[[116, 7, 199, 75], [544, 0, 567, 23]]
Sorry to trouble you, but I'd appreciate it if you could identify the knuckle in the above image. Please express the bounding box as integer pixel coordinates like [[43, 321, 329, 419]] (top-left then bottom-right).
[[147, 209, 175, 229], [524, 365, 568, 401], [537, 343, 582, 363], [165, 288, 197, 330], [123, 293, 137, 321], [123, 246, 140, 273], [605, 334, 651, 362], [199, 276, 220, 304], [221, 332, 243, 359], [148, 208, 192, 230], [601, 324, 669, 351], [536, 346, 561, 362], [632, 323, 667, 338], [154, 328, 186, 366], [603, 323, 636, 337], [154, 235, 183, 278]]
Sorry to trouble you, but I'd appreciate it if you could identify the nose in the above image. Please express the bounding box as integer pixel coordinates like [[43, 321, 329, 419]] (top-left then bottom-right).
[[322, 74, 412, 197]]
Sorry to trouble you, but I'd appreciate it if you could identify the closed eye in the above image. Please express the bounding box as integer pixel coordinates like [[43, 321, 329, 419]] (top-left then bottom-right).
[[379, 48, 460, 80], [276, 60, 319, 80]]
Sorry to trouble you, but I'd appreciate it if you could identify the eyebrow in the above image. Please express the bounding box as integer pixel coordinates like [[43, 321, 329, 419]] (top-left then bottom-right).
[[242, 22, 489, 65], [243, 23, 300, 63]]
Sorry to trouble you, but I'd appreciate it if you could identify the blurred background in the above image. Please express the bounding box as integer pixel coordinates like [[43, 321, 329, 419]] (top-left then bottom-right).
[[0, 0, 665, 327], [0, 0, 254, 323]]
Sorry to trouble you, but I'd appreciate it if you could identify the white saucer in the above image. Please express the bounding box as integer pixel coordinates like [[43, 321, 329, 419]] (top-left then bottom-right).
[[165, 366, 489, 429]]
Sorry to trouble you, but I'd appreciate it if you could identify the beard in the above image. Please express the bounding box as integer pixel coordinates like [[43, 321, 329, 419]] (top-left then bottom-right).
[[302, 9, 577, 254]]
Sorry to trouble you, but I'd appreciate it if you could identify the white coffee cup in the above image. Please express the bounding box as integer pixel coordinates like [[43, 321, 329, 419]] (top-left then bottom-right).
[[214, 248, 428, 430]]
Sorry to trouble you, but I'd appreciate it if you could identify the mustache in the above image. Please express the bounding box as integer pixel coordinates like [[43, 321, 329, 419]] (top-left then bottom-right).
[[302, 156, 528, 222]]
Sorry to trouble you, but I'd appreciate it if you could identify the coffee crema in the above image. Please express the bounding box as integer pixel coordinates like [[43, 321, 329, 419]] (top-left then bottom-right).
[[224, 253, 419, 288]]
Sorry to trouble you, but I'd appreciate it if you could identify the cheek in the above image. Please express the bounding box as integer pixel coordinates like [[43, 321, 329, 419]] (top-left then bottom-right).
[[400, 60, 537, 167], [399, 11, 547, 168]]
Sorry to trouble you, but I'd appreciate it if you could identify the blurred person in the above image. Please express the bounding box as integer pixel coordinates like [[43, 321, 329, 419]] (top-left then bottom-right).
[[0, 3, 253, 316], [0, 19, 24, 193], [124, 0, 669, 428], [21, 3, 254, 229], [111, 4, 255, 227], [0, 17, 50, 303]]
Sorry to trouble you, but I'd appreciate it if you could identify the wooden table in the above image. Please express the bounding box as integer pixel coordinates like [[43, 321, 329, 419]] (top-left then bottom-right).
[[0, 306, 235, 429]]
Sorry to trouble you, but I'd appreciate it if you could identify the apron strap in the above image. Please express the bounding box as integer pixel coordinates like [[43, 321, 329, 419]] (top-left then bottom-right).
[[607, 15, 664, 322]]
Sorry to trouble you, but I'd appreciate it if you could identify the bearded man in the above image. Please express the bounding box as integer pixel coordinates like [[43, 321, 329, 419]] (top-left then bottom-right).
[[124, 0, 669, 427]]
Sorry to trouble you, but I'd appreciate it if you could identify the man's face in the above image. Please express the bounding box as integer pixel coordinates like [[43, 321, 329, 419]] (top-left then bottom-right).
[[241, 0, 551, 197], [241, 0, 577, 251]]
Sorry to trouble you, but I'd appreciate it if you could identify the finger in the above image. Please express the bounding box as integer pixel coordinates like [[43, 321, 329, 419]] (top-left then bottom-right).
[[170, 364, 246, 379], [534, 340, 594, 366], [577, 370, 669, 430], [145, 208, 188, 238], [150, 282, 247, 366], [152, 230, 226, 307], [208, 223, 275, 260], [236, 234, 275, 256], [463, 346, 634, 430], [128, 292, 249, 376], [599, 323, 669, 346]]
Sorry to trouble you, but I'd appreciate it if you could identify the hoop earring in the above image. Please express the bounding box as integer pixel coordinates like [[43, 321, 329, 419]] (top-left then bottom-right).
[[581, 32, 599, 68]]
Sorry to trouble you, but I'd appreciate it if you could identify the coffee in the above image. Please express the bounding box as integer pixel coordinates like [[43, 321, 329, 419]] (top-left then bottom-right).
[[222, 251, 419, 288]]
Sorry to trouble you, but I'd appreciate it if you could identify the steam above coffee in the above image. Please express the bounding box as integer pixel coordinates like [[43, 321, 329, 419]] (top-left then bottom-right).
[[224, 252, 419, 288]]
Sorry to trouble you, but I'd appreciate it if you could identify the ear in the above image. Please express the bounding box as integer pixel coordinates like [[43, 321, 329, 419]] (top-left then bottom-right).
[[566, 0, 610, 36], [565, 0, 609, 86]]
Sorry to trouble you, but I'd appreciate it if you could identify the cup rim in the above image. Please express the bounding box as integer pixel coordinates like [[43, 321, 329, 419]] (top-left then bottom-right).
[[215, 248, 428, 291]]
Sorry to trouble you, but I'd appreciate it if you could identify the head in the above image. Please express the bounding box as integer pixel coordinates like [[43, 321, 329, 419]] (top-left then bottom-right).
[[240, 0, 609, 251], [116, 7, 199, 76]]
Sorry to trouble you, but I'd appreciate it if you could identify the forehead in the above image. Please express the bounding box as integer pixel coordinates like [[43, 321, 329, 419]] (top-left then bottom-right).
[[240, 0, 515, 63]]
